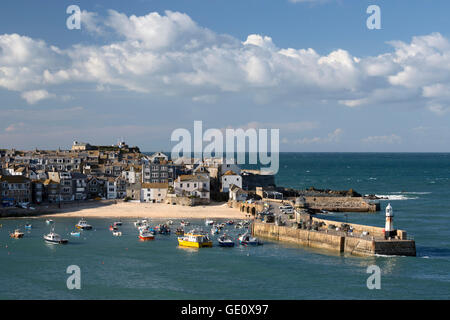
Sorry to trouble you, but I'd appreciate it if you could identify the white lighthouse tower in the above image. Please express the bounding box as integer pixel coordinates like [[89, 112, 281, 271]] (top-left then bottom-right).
[[385, 203, 394, 233]]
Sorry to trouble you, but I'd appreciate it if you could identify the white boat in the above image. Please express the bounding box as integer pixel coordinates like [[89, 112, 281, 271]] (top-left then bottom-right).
[[75, 218, 92, 230], [238, 232, 262, 246], [180, 220, 190, 227], [205, 219, 214, 226], [167, 220, 174, 225], [112, 231, 122, 236], [113, 221, 122, 226], [44, 230, 68, 244], [70, 231, 81, 237], [218, 234, 235, 247], [46, 219, 54, 225]]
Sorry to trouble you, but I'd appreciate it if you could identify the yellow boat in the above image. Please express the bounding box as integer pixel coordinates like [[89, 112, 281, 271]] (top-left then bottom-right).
[[178, 232, 212, 248]]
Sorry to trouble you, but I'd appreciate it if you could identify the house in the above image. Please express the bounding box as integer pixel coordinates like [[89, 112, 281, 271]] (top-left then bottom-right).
[[229, 184, 248, 202], [0, 175, 32, 204], [48, 171, 73, 201], [115, 176, 127, 198], [71, 172, 88, 200], [141, 183, 168, 203], [220, 162, 241, 176], [174, 175, 210, 200], [31, 180, 44, 204], [147, 152, 168, 163], [43, 179, 60, 203], [126, 181, 142, 201], [106, 178, 117, 199], [221, 170, 242, 193], [87, 177, 105, 199]]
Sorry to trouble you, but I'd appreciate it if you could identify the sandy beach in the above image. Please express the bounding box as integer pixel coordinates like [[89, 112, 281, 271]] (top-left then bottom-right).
[[39, 201, 248, 220]]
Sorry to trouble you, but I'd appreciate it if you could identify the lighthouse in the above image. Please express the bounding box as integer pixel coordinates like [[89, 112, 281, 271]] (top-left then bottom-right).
[[385, 203, 395, 238]]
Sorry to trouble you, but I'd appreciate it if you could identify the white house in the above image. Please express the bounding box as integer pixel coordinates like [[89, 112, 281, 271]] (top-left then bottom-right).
[[229, 184, 248, 202], [141, 183, 168, 203], [174, 175, 210, 200], [221, 170, 242, 193]]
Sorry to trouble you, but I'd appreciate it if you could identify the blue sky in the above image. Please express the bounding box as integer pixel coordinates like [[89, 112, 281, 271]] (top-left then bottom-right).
[[0, 0, 449, 152]]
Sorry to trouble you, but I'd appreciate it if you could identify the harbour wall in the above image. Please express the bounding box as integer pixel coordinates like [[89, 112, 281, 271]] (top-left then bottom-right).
[[252, 221, 416, 257]]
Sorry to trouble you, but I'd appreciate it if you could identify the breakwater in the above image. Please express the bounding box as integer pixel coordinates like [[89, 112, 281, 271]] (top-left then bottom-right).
[[252, 221, 416, 256]]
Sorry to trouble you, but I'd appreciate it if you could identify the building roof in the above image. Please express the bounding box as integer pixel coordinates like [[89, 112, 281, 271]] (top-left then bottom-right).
[[0, 175, 30, 183], [223, 170, 238, 176], [142, 182, 169, 189], [178, 175, 209, 182]]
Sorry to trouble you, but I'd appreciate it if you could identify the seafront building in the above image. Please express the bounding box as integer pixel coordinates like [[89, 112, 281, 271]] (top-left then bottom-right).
[[0, 141, 275, 207]]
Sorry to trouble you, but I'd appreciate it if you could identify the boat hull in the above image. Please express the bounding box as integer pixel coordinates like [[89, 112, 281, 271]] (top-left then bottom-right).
[[218, 241, 235, 247], [10, 233, 24, 238], [139, 235, 154, 241], [76, 225, 92, 230], [44, 238, 68, 244]]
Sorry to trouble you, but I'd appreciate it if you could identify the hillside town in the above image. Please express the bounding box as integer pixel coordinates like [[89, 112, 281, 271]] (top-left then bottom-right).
[[0, 140, 276, 208]]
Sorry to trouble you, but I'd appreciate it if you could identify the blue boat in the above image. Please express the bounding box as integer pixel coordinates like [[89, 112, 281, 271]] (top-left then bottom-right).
[[25, 223, 32, 229]]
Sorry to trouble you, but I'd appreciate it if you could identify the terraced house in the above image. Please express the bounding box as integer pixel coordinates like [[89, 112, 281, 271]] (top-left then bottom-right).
[[0, 175, 32, 205]]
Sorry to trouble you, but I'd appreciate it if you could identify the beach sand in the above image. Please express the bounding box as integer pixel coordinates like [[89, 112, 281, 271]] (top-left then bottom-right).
[[40, 201, 248, 220]]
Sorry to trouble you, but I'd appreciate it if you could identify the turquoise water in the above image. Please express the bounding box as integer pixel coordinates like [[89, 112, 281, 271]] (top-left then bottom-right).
[[1, 153, 449, 299]]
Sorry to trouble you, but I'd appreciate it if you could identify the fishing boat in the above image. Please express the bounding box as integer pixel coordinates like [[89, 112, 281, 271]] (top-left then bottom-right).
[[43, 230, 68, 244], [178, 231, 212, 248], [70, 231, 81, 237], [238, 232, 262, 246], [218, 234, 235, 247], [175, 227, 184, 235], [205, 219, 214, 226], [75, 218, 92, 230], [10, 229, 24, 238], [112, 230, 122, 236], [46, 219, 54, 225], [139, 229, 155, 241], [158, 224, 171, 235]]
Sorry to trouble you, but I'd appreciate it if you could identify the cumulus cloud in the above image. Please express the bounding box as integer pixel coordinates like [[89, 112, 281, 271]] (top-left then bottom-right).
[[1, 10, 450, 115], [20, 89, 55, 104]]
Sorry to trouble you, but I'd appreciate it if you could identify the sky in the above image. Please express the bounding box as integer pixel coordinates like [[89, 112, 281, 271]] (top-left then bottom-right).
[[0, 0, 450, 152]]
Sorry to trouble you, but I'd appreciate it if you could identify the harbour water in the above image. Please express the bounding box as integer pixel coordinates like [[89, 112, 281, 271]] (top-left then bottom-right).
[[1, 153, 449, 299]]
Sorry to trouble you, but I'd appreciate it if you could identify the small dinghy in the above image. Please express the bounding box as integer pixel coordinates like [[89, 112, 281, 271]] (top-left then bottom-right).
[[238, 232, 262, 246], [205, 219, 214, 226], [46, 219, 54, 225], [112, 231, 122, 237], [175, 227, 184, 235], [70, 231, 81, 237], [218, 234, 235, 247], [10, 229, 24, 238], [139, 229, 155, 241], [25, 223, 32, 229], [180, 220, 190, 227], [113, 221, 122, 226]]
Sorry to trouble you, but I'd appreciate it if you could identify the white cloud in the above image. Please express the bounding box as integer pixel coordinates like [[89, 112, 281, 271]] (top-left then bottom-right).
[[291, 128, 342, 145], [1, 11, 450, 115], [21, 90, 55, 104], [362, 134, 402, 145]]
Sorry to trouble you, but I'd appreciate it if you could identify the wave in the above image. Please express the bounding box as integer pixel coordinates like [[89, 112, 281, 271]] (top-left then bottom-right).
[[391, 191, 431, 195], [371, 194, 419, 200]]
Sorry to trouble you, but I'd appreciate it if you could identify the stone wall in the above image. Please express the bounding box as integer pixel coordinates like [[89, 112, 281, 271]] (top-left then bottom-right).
[[304, 196, 379, 212]]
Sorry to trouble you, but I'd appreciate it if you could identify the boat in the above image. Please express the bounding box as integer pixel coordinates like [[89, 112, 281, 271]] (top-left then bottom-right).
[[75, 218, 92, 230], [211, 227, 219, 235], [134, 220, 143, 227], [46, 219, 54, 225], [25, 223, 32, 229], [139, 229, 155, 241], [178, 231, 212, 248], [70, 231, 81, 237], [235, 222, 244, 229], [158, 224, 171, 235], [112, 231, 122, 236], [43, 230, 68, 244], [238, 232, 262, 246], [113, 221, 122, 226], [180, 220, 190, 227], [218, 234, 235, 247], [10, 229, 24, 238], [226, 220, 234, 225], [175, 227, 184, 235], [167, 220, 174, 225], [205, 219, 214, 226]]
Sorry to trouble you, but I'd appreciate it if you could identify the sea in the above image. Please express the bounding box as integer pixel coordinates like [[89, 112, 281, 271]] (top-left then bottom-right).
[[0, 153, 449, 300]]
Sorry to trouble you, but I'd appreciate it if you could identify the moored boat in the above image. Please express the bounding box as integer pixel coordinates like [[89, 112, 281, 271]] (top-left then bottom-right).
[[205, 219, 214, 226], [44, 231, 68, 244], [25, 223, 32, 229], [113, 231, 122, 236], [70, 231, 81, 237], [178, 231, 212, 248], [75, 218, 92, 230], [218, 234, 235, 247], [46, 219, 54, 225], [139, 229, 155, 241], [175, 227, 184, 235], [113, 221, 122, 226], [238, 232, 262, 245], [180, 220, 190, 227], [10, 229, 24, 238]]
